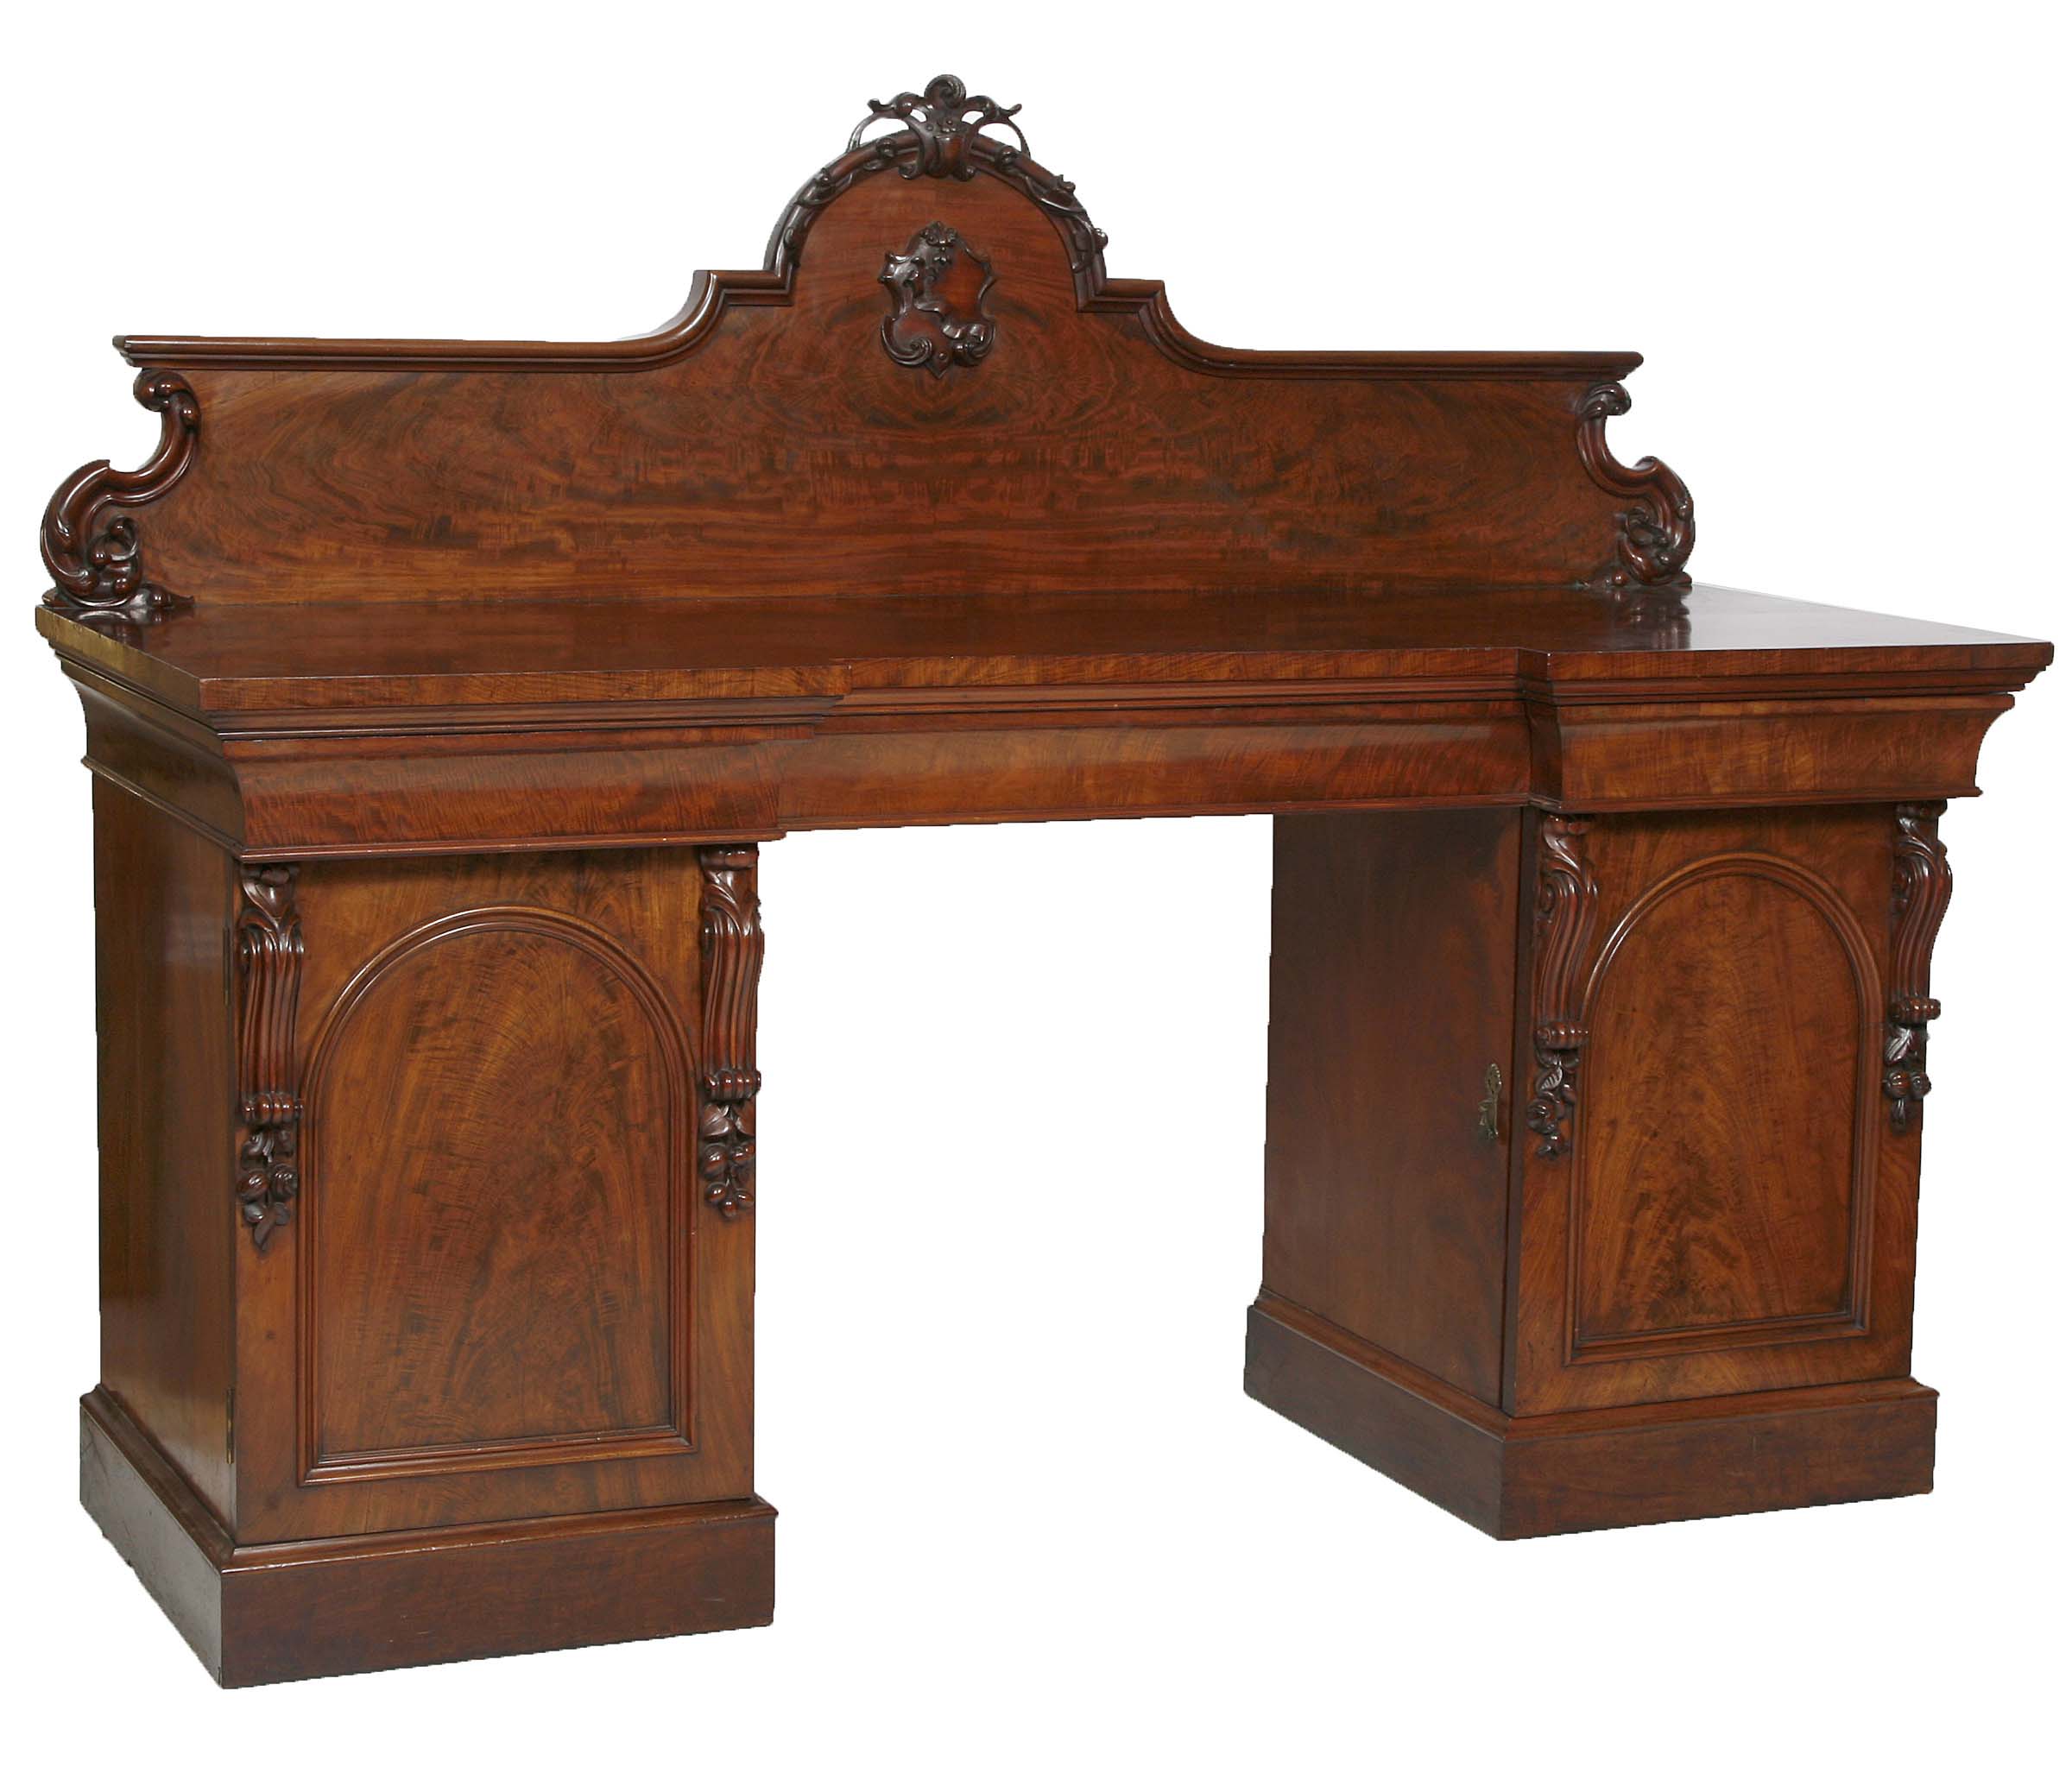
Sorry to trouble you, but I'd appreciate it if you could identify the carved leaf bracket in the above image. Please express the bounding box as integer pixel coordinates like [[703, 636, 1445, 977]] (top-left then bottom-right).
[[236, 865, 304, 1248], [698, 847, 765, 1218], [41, 369, 199, 623], [1526, 815, 1599, 1158], [1576, 382, 1695, 616], [1886, 801, 1952, 1132]]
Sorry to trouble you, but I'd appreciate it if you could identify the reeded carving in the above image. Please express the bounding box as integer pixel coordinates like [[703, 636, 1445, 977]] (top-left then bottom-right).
[[1527, 815, 1598, 1158], [237, 865, 304, 1248], [773, 73, 1107, 283], [1886, 802, 1952, 1131], [41, 370, 199, 623], [1576, 382, 1695, 613], [881, 223, 998, 375], [698, 847, 764, 1218]]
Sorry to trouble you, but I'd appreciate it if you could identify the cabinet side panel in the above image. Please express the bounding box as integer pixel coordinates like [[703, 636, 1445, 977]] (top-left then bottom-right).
[[1263, 810, 1521, 1404], [94, 779, 237, 1523]]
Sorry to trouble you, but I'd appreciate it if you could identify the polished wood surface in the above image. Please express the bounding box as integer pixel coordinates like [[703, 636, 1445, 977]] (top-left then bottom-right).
[[96, 166, 1645, 603], [82, 1391, 774, 1687], [37, 584, 2049, 713], [31, 69, 2052, 1681], [1508, 806, 1919, 1414], [93, 782, 238, 1522], [1264, 811, 1520, 1404], [241, 848, 750, 1545], [47, 583, 2046, 864], [1245, 1297, 1937, 1538]]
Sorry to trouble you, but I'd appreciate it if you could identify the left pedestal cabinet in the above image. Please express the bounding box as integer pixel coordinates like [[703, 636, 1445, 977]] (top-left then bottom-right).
[[81, 786, 774, 1683]]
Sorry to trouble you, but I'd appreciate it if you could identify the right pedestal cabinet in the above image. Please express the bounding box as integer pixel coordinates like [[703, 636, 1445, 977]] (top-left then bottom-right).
[[1248, 802, 1950, 1536]]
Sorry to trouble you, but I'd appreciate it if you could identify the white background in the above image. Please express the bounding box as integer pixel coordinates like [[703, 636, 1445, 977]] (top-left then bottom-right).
[[2, 3, 2063, 1759]]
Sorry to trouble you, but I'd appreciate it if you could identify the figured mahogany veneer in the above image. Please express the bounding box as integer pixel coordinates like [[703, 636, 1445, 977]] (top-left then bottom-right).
[[34, 70, 2052, 1684]]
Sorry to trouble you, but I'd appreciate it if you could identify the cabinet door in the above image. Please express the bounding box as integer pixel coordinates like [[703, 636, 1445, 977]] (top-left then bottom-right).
[[1510, 806, 1924, 1414], [231, 849, 753, 1543]]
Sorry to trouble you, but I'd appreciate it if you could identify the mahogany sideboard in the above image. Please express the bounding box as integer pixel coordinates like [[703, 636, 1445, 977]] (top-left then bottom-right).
[[33, 74, 2050, 1685]]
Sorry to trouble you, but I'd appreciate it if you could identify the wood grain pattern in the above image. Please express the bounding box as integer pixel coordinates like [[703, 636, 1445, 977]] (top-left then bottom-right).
[[55, 74, 1671, 607], [45, 581, 2046, 866], [1509, 806, 1919, 1413], [1246, 1295, 1936, 1538], [300, 906, 692, 1480], [229, 849, 751, 1546], [1573, 856, 1877, 1350], [82, 1389, 774, 1688], [28, 66, 2056, 1686], [92, 783, 238, 1527], [1263, 811, 1519, 1404]]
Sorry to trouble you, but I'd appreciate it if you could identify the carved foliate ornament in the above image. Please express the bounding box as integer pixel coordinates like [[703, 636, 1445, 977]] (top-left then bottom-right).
[[881, 224, 998, 375], [1886, 802, 1952, 1131], [1526, 816, 1598, 1158], [855, 74, 1026, 180], [236, 865, 304, 1248], [698, 848, 764, 1218]]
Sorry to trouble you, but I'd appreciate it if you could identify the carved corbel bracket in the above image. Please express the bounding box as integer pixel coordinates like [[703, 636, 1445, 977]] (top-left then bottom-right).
[[698, 847, 765, 1218], [41, 369, 199, 624], [236, 865, 304, 1248], [1576, 382, 1695, 617], [1526, 815, 1599, 1158], [1886, 802, 1953, 1131]]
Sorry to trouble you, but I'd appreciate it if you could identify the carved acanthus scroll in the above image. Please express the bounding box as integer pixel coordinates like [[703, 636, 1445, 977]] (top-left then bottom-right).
[[41, 370, 199, 623], [1576, 382, 1695, 615], [236, 865, 304, 1248], [698, 847, 765, 1218], [1886, 802, 1953, 1132], [1527, 816, 1598, 1158]]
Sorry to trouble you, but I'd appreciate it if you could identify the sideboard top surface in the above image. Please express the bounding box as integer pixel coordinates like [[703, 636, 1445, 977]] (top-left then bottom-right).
[[39, 584, 2050, 722]]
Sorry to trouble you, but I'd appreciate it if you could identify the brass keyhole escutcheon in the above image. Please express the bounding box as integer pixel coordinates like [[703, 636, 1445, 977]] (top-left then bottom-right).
[[1476, 1064, 1503, 1142]]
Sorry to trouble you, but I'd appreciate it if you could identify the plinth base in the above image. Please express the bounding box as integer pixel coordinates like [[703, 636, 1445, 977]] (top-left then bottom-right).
[[80, 1390, 775, 1686], [1244, 1297, 1937, 1539]]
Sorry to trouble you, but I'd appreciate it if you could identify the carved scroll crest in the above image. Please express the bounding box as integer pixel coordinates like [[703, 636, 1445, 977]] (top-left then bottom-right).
[[772, 74, 1108, 283], [1576, 382, 1695, 615], [41, 370, 199, 624], [698, 847, 765, 1218], [1886, 801, 1952, 1132], [237, 865, 304, 1248], [881, 223, 997, 375], [1526, 816, 1598, 1158], [853, 73, 1027, 180]]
